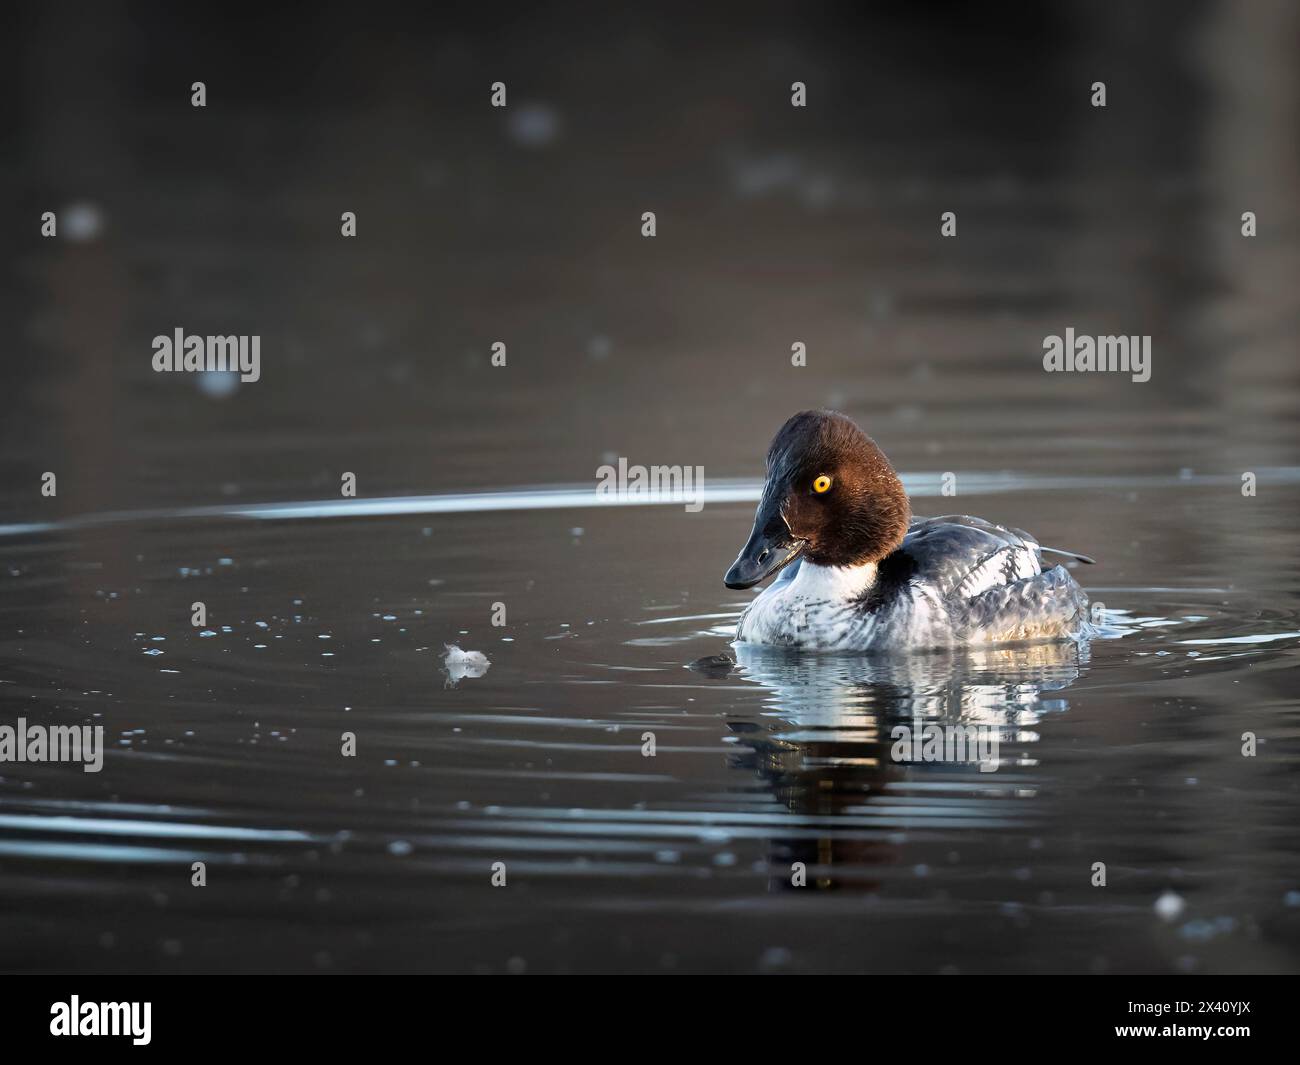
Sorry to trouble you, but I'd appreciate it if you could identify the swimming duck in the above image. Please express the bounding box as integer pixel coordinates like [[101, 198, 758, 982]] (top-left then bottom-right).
[[724, 410, 1094, 651]]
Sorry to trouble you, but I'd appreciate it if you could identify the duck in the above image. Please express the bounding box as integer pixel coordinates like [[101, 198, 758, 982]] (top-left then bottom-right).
[[724, 410, 1095, 651]]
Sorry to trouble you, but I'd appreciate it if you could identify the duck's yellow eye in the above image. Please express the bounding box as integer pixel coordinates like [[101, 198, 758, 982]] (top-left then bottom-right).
[[812, 474, 832, 494]]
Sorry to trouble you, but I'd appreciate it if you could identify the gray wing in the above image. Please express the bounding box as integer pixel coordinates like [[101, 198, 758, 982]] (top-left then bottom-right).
[[901, 515, 1091, 641], [902, 515, 1043, 600]]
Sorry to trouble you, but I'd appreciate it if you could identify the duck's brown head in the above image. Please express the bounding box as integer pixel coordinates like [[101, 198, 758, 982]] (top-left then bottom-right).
[[724, 410, 911, 590]]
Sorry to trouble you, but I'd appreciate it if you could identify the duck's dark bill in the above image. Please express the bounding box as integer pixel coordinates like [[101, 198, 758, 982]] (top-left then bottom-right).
[[724, 536, 805, 590]]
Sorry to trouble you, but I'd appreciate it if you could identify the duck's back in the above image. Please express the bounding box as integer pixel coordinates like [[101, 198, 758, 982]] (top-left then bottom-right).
[[888, 515, 1091, 647]]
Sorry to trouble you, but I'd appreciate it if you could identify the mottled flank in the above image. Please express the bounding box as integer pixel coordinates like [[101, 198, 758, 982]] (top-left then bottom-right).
[[736, 514, 1093, 651]]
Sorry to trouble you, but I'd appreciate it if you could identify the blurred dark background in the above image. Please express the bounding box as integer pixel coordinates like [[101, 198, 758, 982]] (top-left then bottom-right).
[[5, 0, 1296, 517]]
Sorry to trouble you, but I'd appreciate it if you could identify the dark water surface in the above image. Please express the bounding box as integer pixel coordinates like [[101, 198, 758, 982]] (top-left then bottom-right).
[[2, 471, 1298, 973], [2, 3, 1298, 972]]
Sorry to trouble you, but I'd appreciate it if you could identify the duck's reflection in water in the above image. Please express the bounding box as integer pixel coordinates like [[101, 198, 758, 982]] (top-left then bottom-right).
[[725, 640, 1089, 891]]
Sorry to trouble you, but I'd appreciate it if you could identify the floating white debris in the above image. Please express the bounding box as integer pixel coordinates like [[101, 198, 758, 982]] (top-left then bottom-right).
[[1154, 890, 1185, 922], [444, 644, 490, 684]]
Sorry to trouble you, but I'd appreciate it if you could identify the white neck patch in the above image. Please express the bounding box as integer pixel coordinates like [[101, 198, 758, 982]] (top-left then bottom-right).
[[788, 560, 878, 600]]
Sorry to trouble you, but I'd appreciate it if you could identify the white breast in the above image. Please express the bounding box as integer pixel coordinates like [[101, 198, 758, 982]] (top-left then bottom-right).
[[735, 561, 952, 650]]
